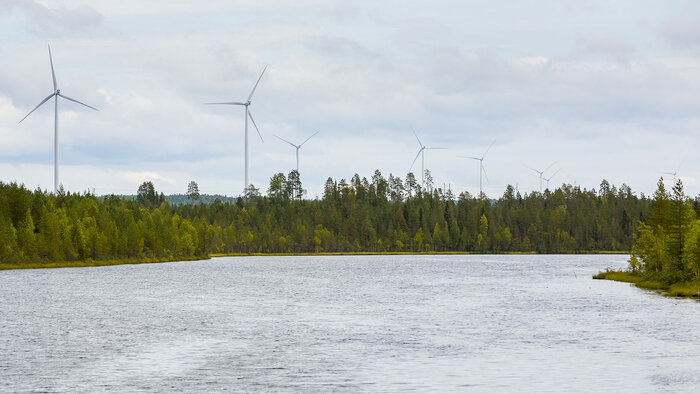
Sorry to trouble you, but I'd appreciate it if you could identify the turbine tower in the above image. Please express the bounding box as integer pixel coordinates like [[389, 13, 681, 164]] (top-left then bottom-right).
[[18, 45, 99, 194], [543, 168, 560, 190], [526, 162, 556, 193], [274, 131, 319, 173], [409, 128, 446, 190], [459, 141, 494, 197], [206, 66, 267, 194]]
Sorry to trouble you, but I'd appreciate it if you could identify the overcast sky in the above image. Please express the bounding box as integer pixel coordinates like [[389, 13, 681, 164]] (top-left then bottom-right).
[[1, 0, 698, 198]]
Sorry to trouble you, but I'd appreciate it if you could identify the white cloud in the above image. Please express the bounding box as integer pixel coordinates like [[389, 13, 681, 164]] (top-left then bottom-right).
[[120, 171, 176, 186], [661, 18, 700, 48]]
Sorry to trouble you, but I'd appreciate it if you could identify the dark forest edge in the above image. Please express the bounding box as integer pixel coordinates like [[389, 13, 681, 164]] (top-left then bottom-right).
[[1, 170, 697, 271], [594, 179, 700, 298]]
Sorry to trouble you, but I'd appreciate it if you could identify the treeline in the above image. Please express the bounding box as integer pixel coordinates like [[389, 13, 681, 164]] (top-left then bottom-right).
[[0, 182, 201, 264], [173, 171, 650, 254], [627, 179, 700, 283], [4, 171, 687, 266]]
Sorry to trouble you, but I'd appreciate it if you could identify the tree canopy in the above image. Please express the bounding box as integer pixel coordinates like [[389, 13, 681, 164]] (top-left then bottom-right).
[[0, 171, 674, 267]]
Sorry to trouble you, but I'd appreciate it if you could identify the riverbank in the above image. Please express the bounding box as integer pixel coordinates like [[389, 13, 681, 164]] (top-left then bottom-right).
[[0, 255, 209, 271], [0, 251, 628, 271], [593, 270, 700, 298], [210, 250, 628, 257]]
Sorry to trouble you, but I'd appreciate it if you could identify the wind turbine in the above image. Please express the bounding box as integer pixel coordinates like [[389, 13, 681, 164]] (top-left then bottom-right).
[[18, 45, 98, 193], [409, 128, 446, 190], [206, 66, 267, 194], [543, 168, 560, 191], [663, 171, 677, 184], [274, 131, 319, 173], [526, 162, 556, 193], [459, 141, 494, 196], [663, 158, 685, 185]]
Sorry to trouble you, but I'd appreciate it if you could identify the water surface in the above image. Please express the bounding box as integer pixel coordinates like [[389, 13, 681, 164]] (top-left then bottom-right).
[[1, 255, 699, 392]]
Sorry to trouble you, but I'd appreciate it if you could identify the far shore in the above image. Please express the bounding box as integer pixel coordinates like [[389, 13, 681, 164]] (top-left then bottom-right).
[[0, 251, 629, 271]]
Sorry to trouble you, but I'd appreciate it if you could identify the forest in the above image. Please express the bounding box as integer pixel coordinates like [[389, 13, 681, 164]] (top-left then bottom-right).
[[597, 178, 700, 290], [3, 168, 689, 268]]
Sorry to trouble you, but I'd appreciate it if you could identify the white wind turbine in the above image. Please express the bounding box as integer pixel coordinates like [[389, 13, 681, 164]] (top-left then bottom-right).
[[206, 66, 267, 194], [410, 128, 446, 190], [543, 168, 560, 191], [459, 141, 494, 197], [18, 45, 98, 193], [274, 131, 319, 173], [663, 158, 684, 185], [526, 162, 556, 193]]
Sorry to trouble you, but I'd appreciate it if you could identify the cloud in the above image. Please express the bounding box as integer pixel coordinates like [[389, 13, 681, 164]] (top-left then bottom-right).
[[2, 0, 103, 37], [1, 1, 699, 198], [661, 18, 700, 48], [120, 171, 176, 186], [578, 36, 636, 62]]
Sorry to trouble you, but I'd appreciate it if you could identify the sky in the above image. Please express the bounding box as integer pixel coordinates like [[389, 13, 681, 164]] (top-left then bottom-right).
[[0, 0, 699, 198]]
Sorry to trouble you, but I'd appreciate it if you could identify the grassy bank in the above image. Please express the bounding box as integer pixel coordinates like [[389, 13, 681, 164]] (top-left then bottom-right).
[[0, 250, 629, 271], [593, 270, 700, 298], [210, 250, 628, 257], [0, 255, 209, 271]]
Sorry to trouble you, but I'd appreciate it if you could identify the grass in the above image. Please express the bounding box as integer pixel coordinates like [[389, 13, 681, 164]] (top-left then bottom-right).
[[0, 255, 208, 271], [593, 269, 700, 298], [0, 250, 627, 271]]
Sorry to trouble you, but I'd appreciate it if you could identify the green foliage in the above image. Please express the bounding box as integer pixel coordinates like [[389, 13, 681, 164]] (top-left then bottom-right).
[[627, 178, 700, 285], [0, 171, 660, 266]]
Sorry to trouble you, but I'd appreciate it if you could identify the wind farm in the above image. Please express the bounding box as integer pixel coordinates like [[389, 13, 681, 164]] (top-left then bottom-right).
[[2, 3, 700, 393]]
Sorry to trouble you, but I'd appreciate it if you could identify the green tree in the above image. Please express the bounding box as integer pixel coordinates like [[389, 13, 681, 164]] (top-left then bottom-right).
[[187, 181, 200, 203]]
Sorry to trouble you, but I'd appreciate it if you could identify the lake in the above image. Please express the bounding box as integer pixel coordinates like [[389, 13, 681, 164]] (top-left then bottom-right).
[[1, 255, 699, 392]]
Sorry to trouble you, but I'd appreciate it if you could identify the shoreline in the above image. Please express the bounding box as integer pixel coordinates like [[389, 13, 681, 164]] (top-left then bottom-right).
[[0, 255, 209, 271], [593, 270, 700, 298], [1, 251, 629, 271]]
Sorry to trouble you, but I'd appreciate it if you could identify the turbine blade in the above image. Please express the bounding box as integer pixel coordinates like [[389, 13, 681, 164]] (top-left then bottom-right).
[[411, 125, 423, 147], [409, 149, 422, 171], [58, 93, 98, 111], [482, 140, 495, 157], [300, 130, 320, 146], [676, 157, 685, 172], [248, 108, 263, 142], [524, 164, 539, 174], [544, 161, 556, 173], [247, 65, 267, 102], [462, 156, 480, 160], [274, 134, 296, 147], [482, 163, 489, 183], [548, 168, 561, 180], [48, 44, 57, 91], [426, 147, 447, 150], [204, 102, 246, 105], [18, 93, 55, 124]]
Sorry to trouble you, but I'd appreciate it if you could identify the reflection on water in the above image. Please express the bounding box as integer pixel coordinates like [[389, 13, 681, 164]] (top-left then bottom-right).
[[1, 255, 699, 392]]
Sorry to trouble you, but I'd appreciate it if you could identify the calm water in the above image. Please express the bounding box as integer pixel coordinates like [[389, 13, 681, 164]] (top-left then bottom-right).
[[1, 255, 699, 392]]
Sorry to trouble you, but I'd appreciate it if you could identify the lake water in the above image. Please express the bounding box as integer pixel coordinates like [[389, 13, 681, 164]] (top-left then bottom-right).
[[1, 255, 699, 392]]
